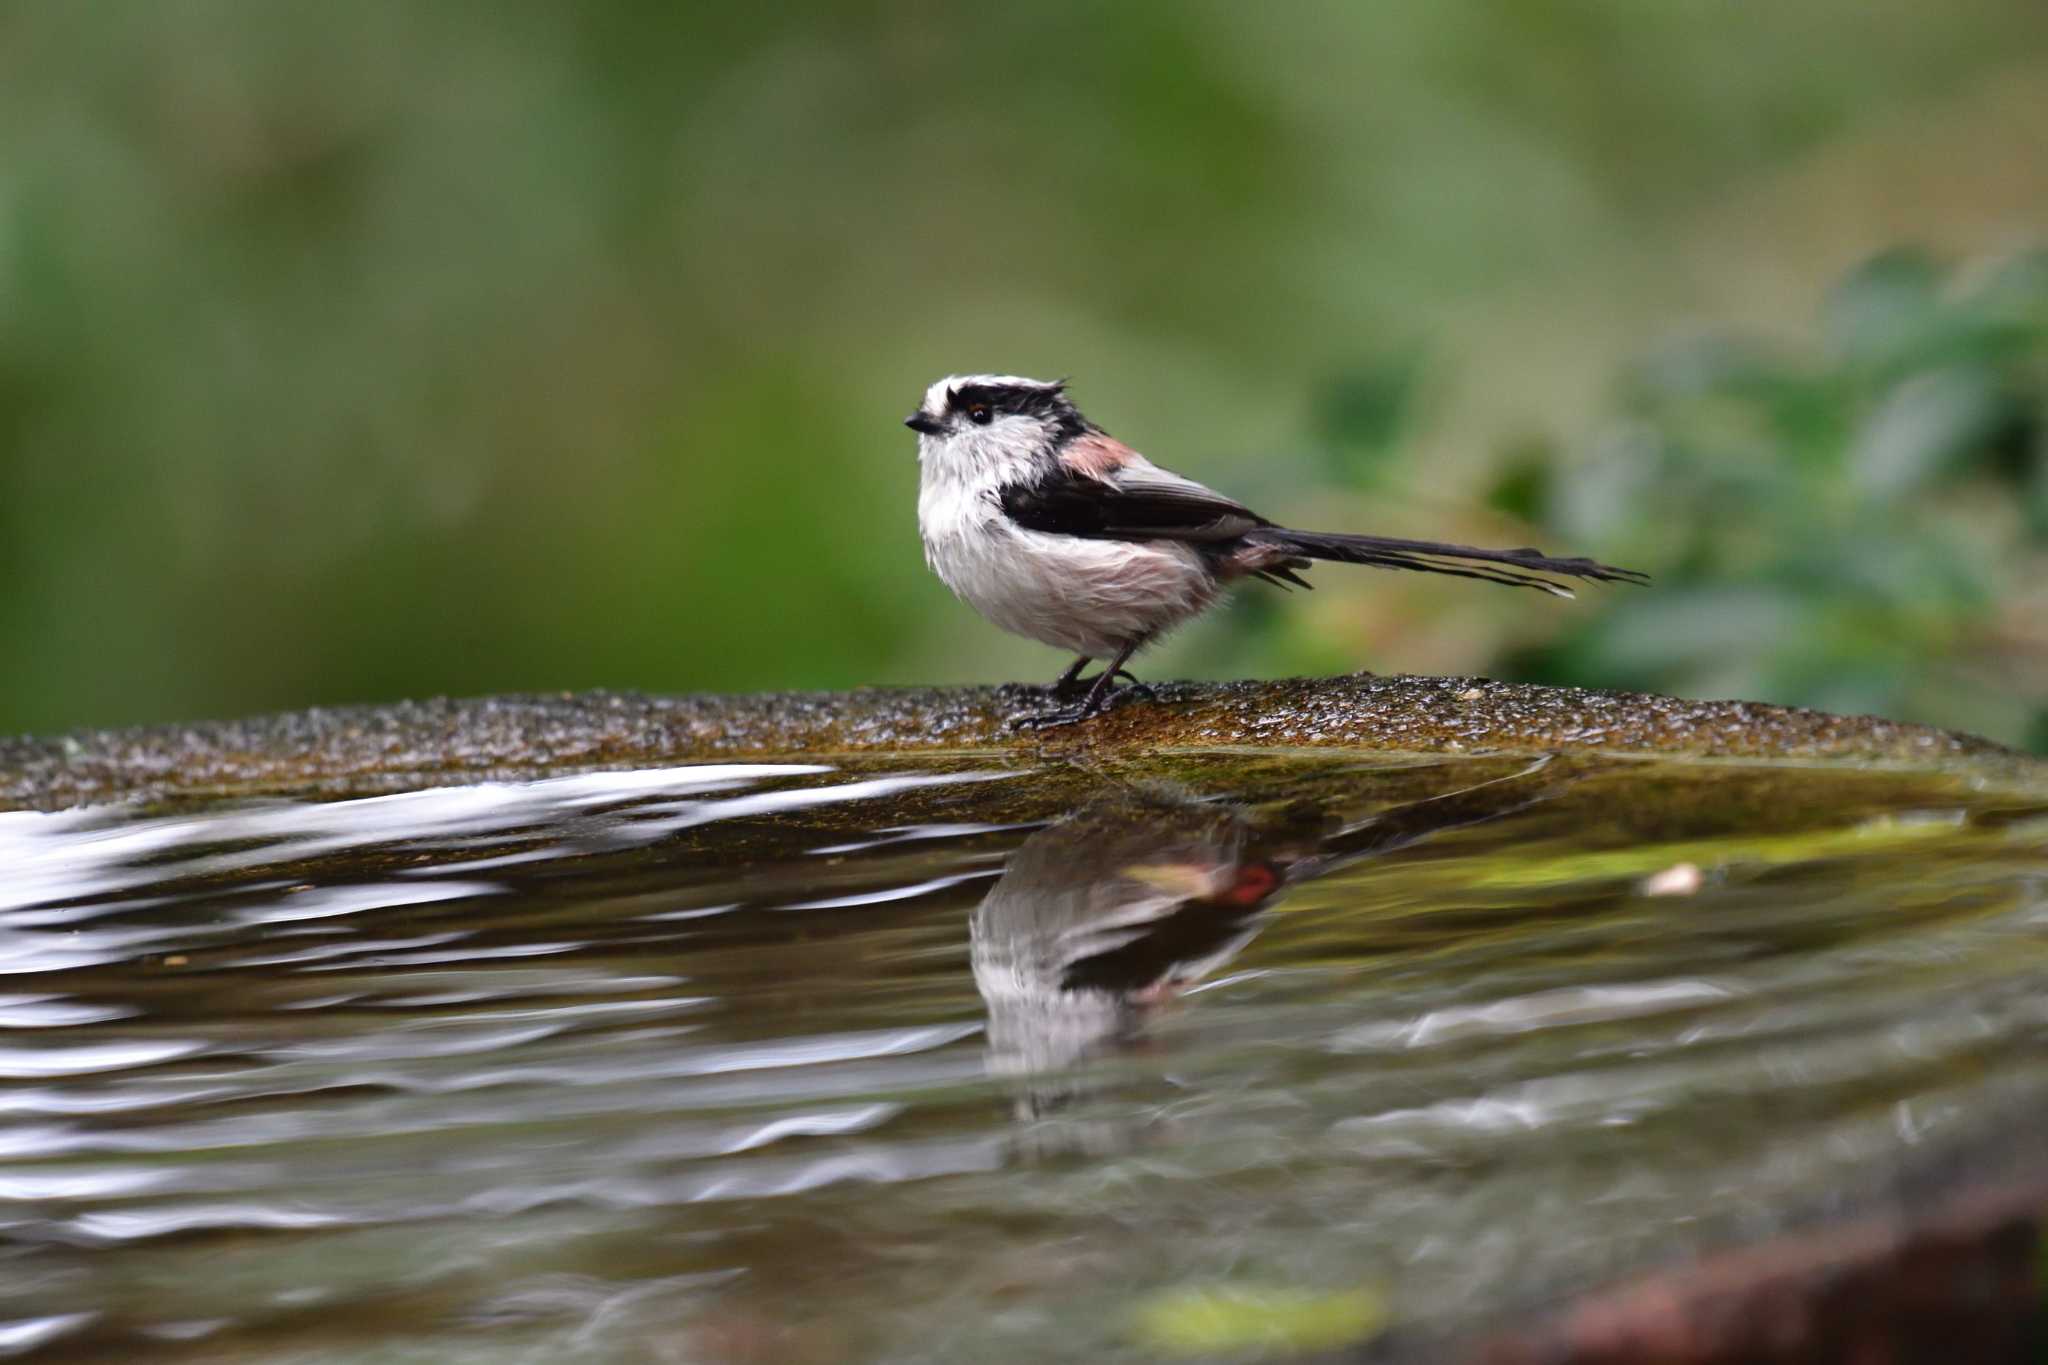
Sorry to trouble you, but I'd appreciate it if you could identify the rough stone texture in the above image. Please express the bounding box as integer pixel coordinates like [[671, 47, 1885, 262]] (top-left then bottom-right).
[[0, 675, 2032, 812], [1446, 1146, 2048, 1365]]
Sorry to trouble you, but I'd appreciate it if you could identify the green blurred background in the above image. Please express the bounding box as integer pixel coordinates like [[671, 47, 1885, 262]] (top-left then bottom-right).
[[3, 2, 2045, 746]]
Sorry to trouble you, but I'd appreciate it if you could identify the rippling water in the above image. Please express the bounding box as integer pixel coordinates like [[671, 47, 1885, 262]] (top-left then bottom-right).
[[0, 751, 2043, 1361]]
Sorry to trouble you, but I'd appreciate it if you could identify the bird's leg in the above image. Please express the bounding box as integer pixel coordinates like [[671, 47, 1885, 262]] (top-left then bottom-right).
[[1050, 656, 1152, 702], [1000, 656, 1092, 705], [1051, 655, 1094, 699], [1012, 640, 1145, 729]]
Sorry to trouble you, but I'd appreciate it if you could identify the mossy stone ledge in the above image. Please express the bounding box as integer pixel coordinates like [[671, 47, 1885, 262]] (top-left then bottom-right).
[[0, 674, 2033, 812]]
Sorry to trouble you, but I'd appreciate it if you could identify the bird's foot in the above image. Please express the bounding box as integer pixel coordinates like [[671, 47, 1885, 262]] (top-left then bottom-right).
[[1051, 669, 1150, 703], [1110, 670, 1154, 701], [1007, 679, 1152, 731], [1048, 675, 1092, 702]]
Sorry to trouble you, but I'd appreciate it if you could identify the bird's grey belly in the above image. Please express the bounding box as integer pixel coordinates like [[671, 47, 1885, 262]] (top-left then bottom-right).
[[925, 519, 1216, 657]]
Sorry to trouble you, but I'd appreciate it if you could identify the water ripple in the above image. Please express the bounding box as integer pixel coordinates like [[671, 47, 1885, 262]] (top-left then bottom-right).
[[0, 753, 2038, 1363]]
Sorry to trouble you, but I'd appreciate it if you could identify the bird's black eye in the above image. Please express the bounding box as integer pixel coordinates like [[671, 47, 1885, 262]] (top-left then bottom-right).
[[966, 403, 992, 425]]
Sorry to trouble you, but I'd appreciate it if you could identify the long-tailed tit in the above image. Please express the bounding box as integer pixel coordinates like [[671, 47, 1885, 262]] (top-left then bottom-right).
[[908, 374, 1644, 724]]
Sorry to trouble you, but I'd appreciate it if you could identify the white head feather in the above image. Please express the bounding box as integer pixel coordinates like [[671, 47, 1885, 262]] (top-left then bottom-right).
[[917, 373, 1063, 416], [911, 374, 1071, 492]]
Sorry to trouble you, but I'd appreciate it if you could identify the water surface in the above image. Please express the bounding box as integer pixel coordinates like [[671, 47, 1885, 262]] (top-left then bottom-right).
[[1, 750, 2044, 1361]]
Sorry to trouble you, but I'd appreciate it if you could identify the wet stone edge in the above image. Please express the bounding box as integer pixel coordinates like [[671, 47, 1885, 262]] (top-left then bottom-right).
[[0, 675, 2036, 812]]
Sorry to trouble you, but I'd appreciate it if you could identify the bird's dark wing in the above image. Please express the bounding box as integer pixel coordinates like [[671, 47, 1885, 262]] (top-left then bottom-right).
[[1001, 448, 1649, 596], [999, 460, 1270, 544]]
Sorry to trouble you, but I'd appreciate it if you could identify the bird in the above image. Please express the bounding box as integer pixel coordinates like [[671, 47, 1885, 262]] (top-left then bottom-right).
[[971, 792, 1283, 1083], [970, 760, 1558, 1095], [907, 374, 1645, 725]]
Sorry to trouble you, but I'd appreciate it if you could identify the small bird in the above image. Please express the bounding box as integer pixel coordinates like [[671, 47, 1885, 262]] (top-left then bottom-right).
[[970, 762, 1556, 1089], [908, 374, 1645, 724], [971, 793, 1283, 1082]]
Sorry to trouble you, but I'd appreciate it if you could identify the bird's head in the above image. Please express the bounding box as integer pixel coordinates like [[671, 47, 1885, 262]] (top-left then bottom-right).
[[905, 374, 1096, 482]]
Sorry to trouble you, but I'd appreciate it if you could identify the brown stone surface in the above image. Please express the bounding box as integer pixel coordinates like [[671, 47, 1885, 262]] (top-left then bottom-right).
[[1454, 1170, 2047, 1365], [0, 675, 2032, 811]]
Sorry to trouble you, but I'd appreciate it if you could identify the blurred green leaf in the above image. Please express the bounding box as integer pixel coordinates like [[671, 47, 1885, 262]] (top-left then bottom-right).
[[1314, 351, 1428, 488], [1524, 248, 2047, 750], [1627, 334, 1780, 403], [1822, 248, 1943, 370], [1130, 1284, 1386, 1356], [2029, 454, 2048, 541], [1967, 249, 2048, 324], [1485, 438, 1556, 522], [1575, 587, 1808, 674]]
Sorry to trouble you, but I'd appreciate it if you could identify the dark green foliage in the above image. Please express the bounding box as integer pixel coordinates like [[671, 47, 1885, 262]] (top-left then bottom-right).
[[2, 5, 2045, 738], [1313, 349, 1429, 489], [1523, 250, 2048, 748]]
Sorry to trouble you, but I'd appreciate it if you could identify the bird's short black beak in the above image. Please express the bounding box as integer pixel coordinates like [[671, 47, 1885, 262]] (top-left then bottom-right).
[[904, 412, 942, 436]]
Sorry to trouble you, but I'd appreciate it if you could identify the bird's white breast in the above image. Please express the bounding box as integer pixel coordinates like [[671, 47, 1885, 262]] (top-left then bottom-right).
[[917, 466, 1216, 659]]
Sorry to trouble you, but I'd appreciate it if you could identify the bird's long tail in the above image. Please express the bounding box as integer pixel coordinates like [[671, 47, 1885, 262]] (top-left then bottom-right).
[[1250, 528, 1647, 598]]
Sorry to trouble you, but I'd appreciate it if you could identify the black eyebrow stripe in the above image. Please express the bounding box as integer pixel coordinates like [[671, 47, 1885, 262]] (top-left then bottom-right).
[[948, 385, 1004, 409], [948, 382, 1059, 408]]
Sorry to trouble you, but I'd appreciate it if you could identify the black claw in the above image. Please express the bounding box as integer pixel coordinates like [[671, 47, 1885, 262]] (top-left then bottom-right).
[[1012, 642, 1152, 729], [1007, 680, 1156, 730], [1051, 668, 1149, 702]]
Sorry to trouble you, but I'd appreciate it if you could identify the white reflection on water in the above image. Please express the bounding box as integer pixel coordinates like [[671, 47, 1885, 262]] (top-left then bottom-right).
[[810, 821, 1040, 855], [0, 995, 136, 1027], [604, 771, 1017, 839], [1326, 979, 1737, 1051], [68, 1204, 352, 1242], [0, 1040, 204, 1078], [53, 1131, 1008, 1245], [0, 1166, 172, 1199], [228, 880, 501, 925], [426, 1022, 984, 1092], [0, 764, 1017, 983], [0, 1314, 95, 1355], [782, 869, 1000, 910], [717, 1102, 903, 1153], [0, 763, 840, 915], [0, 1083, 241, 1118]]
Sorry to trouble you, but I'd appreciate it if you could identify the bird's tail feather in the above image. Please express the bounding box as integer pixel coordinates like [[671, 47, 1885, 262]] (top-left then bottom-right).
[[1253, 528, 1647, 598]]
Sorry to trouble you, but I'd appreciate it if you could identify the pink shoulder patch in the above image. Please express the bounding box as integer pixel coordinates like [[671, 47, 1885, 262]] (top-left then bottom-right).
[[1059, 433, 1139, 479]]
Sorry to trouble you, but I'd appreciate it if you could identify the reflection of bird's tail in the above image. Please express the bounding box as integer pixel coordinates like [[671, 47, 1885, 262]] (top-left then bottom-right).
[[1252, 528, 1648, 598]]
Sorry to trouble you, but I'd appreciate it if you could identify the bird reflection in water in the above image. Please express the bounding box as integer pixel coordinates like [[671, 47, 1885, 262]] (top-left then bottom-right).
[[970, 760, 1562, 1121]]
